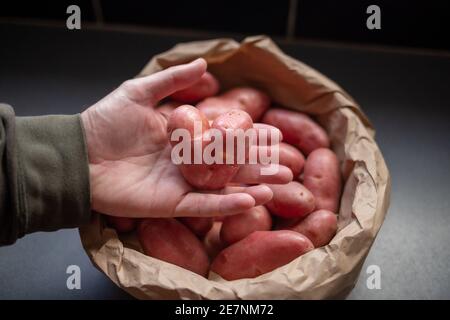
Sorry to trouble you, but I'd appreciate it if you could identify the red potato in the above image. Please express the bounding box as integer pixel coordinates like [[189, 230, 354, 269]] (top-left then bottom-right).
[[168, 105, 253, 189], [220, 206, 272, 245], [156, 101, 182, 117], [212, 109, 254, 166], [170, 71, 220, 103], [303, 148, 342, 212], [179, 164, 240, 190], [138, 218, 209, 276], [221, 87, 270, 121], [203, 221, 227, 260], [265, 181, 315, 218], [262, 108, 329, 155], [278, 142, 305, 177], [167, 104, 210, 142], [197, 87, 270, 121], [178, 217, 214, 237], [211, 230, 314, 280], [105, 216, 137, 233], [197, 97, 242, 120], [288, 209, 337, 248]]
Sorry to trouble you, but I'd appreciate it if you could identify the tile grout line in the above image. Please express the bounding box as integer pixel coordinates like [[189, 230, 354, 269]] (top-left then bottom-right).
[[91, 0, 104, 26], [286, 0, 298, 40]]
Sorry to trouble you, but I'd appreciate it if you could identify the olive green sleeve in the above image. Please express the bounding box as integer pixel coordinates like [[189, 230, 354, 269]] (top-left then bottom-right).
[[0, 103, 91, 245]]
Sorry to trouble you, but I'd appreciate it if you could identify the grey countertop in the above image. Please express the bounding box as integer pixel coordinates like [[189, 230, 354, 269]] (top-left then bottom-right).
[[0, 24, 449, 300]]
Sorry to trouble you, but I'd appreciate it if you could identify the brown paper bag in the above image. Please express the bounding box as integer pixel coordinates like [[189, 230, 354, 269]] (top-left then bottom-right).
[[79, 36, 391, 300]]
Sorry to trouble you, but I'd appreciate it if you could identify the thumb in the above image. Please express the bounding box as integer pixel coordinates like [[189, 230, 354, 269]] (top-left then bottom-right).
[[122, 58, 207, 105]]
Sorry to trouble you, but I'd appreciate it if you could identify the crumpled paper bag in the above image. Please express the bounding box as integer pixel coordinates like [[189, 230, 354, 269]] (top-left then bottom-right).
[[79, 35, 391, 300]]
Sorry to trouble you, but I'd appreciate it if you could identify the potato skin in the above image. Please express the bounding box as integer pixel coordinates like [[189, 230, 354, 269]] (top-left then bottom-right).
[[265, 181, 315, 218], [156, 101, 182, 117], [171, 72, 220, 103], [214, 216, 226, 222], [220, 206, 272, 245], [168, 106, 253, 189], [197, 96, 243, 120], [222, 87, 270, 121], [105, 216, 137, 233], [167, 104, 210, 143], [138, 218, 209, 276], [278, 142, 305, 177], [178, 217, 214, 237], [179, 163, 240, 190], [203, 221, 227, 260], [212, 109, 253, 132], [262, 108, 329, 155], [303, 148, 342, 212], [212, 109, 253, 163], [211, 230, 314, 280], [288, 209, 337, 247], [197, 87, 270, 121]]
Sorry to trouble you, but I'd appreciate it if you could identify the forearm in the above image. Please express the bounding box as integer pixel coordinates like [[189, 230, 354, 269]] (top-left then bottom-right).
[[0, 103, 91, 245]]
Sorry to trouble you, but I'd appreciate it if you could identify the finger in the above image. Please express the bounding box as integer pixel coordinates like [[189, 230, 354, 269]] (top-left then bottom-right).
[[232, 164, 293, 184], [248, 144, 281, 165], [123, 58, 207, 104], [174, 192, 255, 217], [221, 184, 273, 206], [253, 123, 283, 144]]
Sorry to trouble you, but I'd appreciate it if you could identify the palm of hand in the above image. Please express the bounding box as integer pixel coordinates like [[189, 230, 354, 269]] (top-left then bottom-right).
[[82, 59, 290, 219], [83, 88, 195, 218]]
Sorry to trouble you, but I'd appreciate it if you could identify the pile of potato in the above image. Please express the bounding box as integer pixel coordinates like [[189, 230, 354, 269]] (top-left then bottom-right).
[[105, 71, 342, 281]]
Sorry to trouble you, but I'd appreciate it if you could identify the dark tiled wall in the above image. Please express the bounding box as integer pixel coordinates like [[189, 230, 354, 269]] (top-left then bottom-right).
[[101, 0, 290, 36], [296, 0, 450, 50], [0, 0, 95, 21], [1, 0, 449, 50]]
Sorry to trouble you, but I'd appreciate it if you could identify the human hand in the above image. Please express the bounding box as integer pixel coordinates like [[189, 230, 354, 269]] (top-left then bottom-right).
[[81, 59, 292, 218]]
